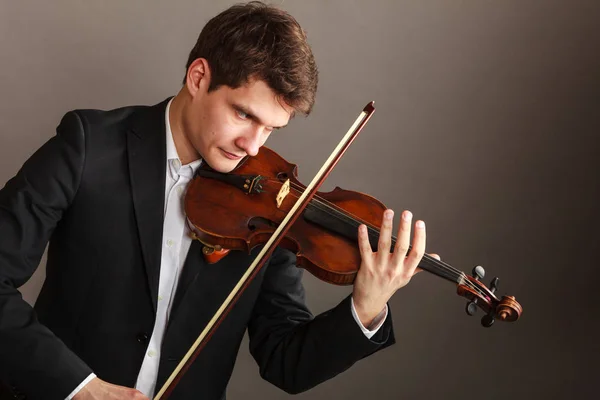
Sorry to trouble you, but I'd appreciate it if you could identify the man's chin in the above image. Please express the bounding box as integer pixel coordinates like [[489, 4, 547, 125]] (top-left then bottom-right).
[[204, 157, 240, 173]]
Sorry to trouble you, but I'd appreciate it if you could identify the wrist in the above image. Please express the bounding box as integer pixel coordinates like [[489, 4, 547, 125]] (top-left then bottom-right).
[[69, 374, 97, 400], [352, 295, 386, 328], [72, 376, 97, 399]]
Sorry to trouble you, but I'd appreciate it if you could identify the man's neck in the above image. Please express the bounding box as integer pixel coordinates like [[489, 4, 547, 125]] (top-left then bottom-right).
[[169, 92, 201, 165]]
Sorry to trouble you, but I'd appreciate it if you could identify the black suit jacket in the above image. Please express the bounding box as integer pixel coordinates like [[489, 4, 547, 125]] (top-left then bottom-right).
[[0, 99, 395, 400]]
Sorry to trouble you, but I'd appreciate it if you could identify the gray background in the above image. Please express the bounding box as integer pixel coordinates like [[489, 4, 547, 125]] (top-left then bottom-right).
[[1, 1, 599, 399]]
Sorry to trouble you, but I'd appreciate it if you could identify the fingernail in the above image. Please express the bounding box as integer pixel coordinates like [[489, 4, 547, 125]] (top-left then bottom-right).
[[416, 220, 425, 229], [403, 211, 412, 221], [385, 210, 394, 220]]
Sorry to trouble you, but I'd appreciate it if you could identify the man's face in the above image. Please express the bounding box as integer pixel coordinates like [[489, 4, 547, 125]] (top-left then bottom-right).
[[182, 76, 293, 173]]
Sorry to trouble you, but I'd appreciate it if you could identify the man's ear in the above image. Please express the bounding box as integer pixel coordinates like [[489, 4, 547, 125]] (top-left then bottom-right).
[[185, 58, 211, 98]]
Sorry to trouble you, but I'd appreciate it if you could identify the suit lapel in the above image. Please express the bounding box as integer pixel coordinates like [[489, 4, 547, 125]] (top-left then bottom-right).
[[167, 246, 263, 332], [126, 98, 171, 313]]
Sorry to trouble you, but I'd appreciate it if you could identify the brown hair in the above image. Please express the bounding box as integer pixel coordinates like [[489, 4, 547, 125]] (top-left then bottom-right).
[[183, 1, 318, 115]]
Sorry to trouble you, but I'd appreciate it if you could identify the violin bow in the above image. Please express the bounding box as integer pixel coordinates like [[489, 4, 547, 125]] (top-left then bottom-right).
[[154, 102, 376, 399]]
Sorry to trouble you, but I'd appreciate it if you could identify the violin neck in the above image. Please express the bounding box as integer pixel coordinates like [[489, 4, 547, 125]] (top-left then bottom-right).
[[410, 251, 464, 284], [302, 204, 464, 285]]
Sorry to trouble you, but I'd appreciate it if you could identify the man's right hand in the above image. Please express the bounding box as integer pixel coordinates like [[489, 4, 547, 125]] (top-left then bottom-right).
[[73, 377, 149, 399]]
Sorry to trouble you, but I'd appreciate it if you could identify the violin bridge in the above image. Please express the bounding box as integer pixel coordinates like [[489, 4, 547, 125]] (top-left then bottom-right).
[[276, 179, 290, 208]]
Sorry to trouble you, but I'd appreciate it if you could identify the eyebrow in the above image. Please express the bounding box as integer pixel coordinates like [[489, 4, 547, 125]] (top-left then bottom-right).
[[233, 104, 288, 130]]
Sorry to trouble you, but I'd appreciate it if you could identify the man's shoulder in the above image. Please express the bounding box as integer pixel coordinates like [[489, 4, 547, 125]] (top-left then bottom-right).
[[53, 98, 171, 152], [68, 103, 150, 130]]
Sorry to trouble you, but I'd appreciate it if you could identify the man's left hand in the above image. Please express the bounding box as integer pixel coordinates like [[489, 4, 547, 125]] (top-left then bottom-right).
[[352, 209, 440, 327]]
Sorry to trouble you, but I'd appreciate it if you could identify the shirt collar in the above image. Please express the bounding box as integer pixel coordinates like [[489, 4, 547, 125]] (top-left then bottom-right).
[[165, 98, 203, 177]]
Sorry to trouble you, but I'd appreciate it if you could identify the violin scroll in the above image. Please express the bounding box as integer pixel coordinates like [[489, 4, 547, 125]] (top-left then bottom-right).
[[458, 266, 523, 327]]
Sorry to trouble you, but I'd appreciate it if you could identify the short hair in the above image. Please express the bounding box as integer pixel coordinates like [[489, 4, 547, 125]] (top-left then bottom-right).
[[183, 1, 318, 115]]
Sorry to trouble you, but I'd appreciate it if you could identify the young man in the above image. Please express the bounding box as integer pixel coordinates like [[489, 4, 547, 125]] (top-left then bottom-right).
[[0, 2, 432, 399]]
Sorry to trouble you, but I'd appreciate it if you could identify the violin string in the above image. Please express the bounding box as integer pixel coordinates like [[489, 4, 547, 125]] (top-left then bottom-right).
[[300, 189, 481, 294], [282, 179, 465, 280], [263, 177, 481, 293], [285, 181, 465, 277]]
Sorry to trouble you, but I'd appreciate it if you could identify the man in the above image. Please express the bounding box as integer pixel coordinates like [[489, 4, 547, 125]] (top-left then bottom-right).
[[0, 2, 434, 399]]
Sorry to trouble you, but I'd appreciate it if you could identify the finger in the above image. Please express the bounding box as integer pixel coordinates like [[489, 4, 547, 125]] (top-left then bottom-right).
[[357, 224, 373, 261], [137, 390, 150, 400], [428, 253, 441, 261], [130, 389, 149, 399], [405, 220, 426, 275], [392, 210, 412, 263], [377, 209, 394, 258]]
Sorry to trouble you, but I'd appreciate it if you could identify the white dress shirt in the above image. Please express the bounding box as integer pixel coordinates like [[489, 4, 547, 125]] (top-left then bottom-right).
[[133, 99, 203, 397], [66, 98, 387, 399]]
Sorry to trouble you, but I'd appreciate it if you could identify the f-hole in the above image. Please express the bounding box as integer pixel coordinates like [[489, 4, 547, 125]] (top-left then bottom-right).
[[248, 216, 278, 231]]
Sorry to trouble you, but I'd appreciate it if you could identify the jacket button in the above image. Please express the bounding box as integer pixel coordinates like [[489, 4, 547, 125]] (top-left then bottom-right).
[[136, 332, 149, 344]]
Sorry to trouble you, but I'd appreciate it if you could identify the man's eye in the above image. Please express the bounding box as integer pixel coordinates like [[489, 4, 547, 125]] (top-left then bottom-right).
[[236, 109, 248, 119]]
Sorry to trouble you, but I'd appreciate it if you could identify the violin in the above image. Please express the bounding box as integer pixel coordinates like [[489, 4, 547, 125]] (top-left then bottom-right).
[[187, 146, 523, 323], [155, 103, 523, 399]]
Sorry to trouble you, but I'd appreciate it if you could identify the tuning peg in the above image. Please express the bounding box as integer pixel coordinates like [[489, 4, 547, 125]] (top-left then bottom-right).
[[476, 278, 500, 327], [472, 265, 485, 281], [481, 314, 495, 328], [489, 277, 499, 294], [465, 266, 485, 316], [466, 301, 478, 316]]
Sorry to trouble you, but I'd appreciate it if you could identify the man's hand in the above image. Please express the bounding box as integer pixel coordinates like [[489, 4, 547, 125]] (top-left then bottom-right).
[[352, 209, 440, 327], [73, 377, 149, 400]]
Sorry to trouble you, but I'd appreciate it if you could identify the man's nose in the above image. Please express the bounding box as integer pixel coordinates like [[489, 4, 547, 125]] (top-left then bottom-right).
[[236, 126, 264, 157]]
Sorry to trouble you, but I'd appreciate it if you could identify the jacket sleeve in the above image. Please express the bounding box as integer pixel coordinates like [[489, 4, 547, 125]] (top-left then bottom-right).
[[0, 111, 93, 399], [247, 247, 395, 394]]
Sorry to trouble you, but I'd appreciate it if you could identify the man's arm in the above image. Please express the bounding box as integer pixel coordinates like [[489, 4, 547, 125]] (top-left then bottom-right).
[[0, 111, 93, 399], [247, 247, 395, 395]]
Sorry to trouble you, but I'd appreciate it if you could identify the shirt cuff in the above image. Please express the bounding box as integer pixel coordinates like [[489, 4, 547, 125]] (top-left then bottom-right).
[[350, 297, 388, 339], [65, 373, 96, 400]]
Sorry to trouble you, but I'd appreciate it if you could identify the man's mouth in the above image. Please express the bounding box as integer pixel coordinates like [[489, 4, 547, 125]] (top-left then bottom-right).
[[220, 148, 244, 160]]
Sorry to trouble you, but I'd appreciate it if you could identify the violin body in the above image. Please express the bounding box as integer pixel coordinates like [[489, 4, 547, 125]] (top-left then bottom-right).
[[185, 146, 387, 285]]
